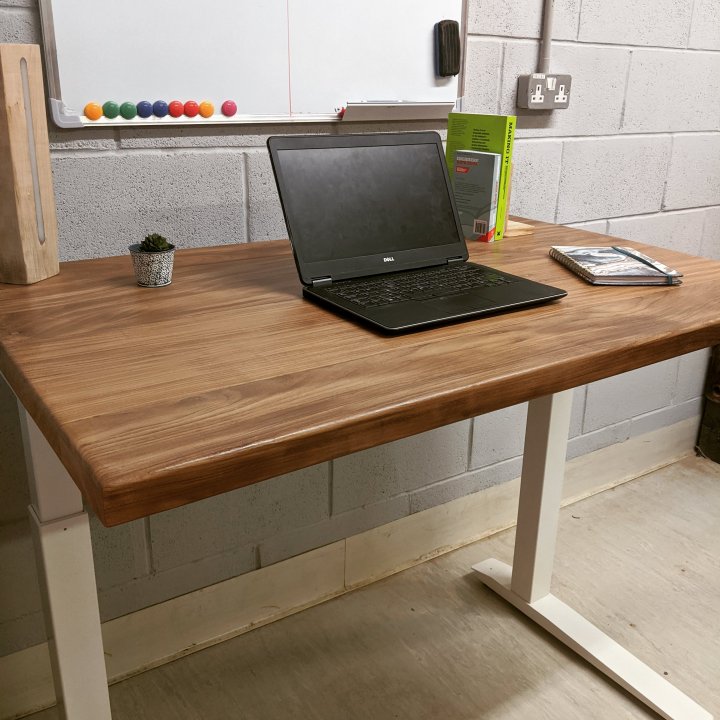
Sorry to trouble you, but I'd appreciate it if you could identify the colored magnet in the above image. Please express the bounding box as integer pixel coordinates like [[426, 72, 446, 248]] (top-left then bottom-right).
[[102, 101, 120, 119], [198, 101, 214, 118], [184, 100, 199, 117], [120, 101, 137, 120], [221, 100, 237, 117], [168, 100, 184, 118], [84, 102, 103, 121], [137, 100, 153, 118], [152, 100, 169, 118]]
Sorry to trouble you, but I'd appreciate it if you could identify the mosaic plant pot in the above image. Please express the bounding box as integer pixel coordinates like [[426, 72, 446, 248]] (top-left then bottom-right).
[[129, 244, 175, 287]]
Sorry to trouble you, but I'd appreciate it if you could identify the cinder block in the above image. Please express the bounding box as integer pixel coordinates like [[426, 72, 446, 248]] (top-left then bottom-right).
[[259, 495, 409, 568], [584, 359, 678, 433], [689, 0, 720, 50], [49, 129, 118, 151], [566, 420, 631, 460], [470, 391, 584, 470], [0, 610, 45, 656], [98, 543, 257, 622], [411, 456, 523, 513], [0, 380, 30, 525], [675, 349, 711, 404], [664, 134, 720, 210], [119, 124, 336, 150], [149, 464, 329, 572], [0, 519, 43, 655], [629, 398, 702, 437], [566, 220, 607, 233], [700, 207, 720, 260], [578, 0, 693, 48], [246, 150, 288, 242], [461, 38, 502, 115], [0, 8, 40, 43], [52, 150, 247, 260], [569, 386, 586, 437], [332, 421, 471, 513], [467, 0, 579, 40], [622, 50, 720, 134], [607, 210, 706, 256], [556, 136, 671, 224], [502, 42, 629, 138], [509, 139, 562, 222], [88, 513, 150, 591], [471, 404, 526, 469]]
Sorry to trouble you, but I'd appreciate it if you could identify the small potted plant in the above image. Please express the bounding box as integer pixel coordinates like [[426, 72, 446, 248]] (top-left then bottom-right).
[[129, 233, 176, 287]]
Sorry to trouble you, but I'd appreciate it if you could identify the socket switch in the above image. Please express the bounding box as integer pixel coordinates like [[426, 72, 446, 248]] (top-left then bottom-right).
[[517, 73, 572, 110]]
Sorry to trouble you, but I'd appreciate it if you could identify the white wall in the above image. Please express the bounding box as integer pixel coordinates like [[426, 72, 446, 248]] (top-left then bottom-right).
[[0, 0, 717, 657]]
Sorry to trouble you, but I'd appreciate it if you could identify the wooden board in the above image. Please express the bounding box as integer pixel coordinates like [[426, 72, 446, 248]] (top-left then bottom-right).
[[0, 45, 59, 284], [2, 220, 720, 526]]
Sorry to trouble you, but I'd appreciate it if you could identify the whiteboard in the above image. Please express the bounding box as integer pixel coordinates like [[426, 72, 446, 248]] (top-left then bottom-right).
[[39, 0, 464, 127]]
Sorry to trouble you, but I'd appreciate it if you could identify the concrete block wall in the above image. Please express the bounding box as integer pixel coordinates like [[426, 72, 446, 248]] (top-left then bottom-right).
[[0, 0, 717, 656]]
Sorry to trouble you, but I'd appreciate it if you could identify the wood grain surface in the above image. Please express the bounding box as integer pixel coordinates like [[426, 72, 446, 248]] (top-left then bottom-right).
[[1, 220, 719, 526]]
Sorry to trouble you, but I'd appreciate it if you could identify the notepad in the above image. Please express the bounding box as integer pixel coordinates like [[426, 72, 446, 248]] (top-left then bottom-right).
[[549, 246, 683, 286]]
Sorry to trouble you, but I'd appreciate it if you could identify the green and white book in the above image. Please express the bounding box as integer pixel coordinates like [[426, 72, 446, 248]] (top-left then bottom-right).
[[446, 113, 516, 240]]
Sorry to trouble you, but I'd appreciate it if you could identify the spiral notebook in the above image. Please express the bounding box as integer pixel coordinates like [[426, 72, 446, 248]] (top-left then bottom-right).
[[549, 246, 683, 286]]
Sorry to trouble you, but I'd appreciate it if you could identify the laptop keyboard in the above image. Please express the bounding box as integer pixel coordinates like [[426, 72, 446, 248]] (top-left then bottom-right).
[[323, 264, 518, 308]]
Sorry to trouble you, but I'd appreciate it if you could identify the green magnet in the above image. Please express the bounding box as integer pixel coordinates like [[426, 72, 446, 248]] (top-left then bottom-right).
[[119, 101, 137, 120], [102, 101, 120, 119]]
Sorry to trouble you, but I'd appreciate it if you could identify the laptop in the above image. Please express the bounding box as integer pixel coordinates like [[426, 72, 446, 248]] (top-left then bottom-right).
[[267, 131, 566, 333]]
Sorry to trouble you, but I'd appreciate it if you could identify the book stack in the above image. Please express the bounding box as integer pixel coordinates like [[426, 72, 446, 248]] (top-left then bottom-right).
[[446, 113, 516, 242]]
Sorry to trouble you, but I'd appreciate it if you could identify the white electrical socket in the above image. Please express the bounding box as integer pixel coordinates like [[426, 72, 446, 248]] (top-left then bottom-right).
[[517, 73, 571, 110]]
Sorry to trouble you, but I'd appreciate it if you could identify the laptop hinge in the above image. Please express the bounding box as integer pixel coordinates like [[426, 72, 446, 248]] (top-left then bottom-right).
[[311, 276, 333, 287], [447, 256, 464, 264]]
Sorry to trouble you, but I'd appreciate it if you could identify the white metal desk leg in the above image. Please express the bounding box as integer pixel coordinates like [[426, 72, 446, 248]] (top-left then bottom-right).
[[511, 391, 574, 601], [472, 391, 712, 720], [19, 406, 112, 720]]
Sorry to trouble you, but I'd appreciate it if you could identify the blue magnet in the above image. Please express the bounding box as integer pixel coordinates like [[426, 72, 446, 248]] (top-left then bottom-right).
[[152, 100, 168, 118], [137, 100, 153, 118]]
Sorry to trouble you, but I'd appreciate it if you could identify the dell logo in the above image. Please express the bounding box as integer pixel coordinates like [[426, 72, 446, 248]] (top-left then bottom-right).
[[383, 256, 395, 262]]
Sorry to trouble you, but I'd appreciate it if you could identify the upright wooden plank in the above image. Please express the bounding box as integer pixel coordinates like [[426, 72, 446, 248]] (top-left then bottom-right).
[[0, 44, 59, 284]]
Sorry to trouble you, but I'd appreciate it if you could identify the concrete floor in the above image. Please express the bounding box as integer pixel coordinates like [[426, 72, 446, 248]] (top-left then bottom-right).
[[30, 455, 720, 720]]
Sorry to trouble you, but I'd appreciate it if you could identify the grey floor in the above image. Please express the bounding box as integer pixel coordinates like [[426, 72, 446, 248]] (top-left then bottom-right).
[[30, 455, 720, 720]]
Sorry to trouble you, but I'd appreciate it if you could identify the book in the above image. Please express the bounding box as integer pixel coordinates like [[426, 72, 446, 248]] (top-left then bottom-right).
[[446, 113, 516, 240], [451, 150, 500, 242], [549, 246, 683, 285]]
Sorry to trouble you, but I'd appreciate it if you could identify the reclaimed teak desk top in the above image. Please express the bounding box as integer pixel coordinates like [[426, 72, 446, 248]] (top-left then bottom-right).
[[2, 220, 720, 527]]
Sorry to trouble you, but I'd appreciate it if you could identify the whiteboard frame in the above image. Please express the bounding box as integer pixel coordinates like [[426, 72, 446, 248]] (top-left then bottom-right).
[[38, 0, 468, 128]]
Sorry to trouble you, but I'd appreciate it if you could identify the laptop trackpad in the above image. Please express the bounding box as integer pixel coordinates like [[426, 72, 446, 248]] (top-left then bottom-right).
[[425, 294, 496, 314]]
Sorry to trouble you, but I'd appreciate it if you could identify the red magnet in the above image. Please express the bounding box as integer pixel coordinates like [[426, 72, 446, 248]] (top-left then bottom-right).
[[221, 100, 237, 117], [168, 100, 184, 118], [184, 100, 199, 117]]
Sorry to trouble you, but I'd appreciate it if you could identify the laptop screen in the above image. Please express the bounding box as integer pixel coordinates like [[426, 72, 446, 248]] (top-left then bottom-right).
[[268, 132, 467, 284], [273, 143, 460, 264]]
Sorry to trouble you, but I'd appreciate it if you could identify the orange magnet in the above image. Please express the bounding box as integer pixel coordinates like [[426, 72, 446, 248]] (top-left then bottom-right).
[[198, 101, 214, 118], [84, 102, 103, 121]]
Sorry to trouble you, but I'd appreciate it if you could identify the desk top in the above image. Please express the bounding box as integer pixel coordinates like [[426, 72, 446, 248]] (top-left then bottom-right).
[[2, 220, 720, 526]]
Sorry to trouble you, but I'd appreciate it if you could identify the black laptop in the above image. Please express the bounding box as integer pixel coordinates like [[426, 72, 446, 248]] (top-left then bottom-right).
[[267, 131, 566, 333]]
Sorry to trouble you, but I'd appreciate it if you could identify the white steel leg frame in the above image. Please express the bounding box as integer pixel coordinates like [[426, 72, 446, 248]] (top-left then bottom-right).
[[473, 391, 712, 720], [18, 405, 112, 719]]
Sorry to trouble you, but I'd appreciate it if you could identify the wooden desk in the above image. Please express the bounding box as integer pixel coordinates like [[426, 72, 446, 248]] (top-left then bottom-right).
[[1, 220, 717, 719]]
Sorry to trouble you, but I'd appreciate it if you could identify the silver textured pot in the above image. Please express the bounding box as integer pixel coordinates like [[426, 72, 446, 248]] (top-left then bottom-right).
[[129, 244, 175, 287]]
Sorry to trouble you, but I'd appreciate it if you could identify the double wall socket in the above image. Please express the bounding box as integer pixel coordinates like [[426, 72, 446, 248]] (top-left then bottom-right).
[[517, 73, 572, 110]]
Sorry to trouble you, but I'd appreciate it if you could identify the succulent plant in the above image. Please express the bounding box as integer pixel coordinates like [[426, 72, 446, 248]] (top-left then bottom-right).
[[139, 233, 175, 252]]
